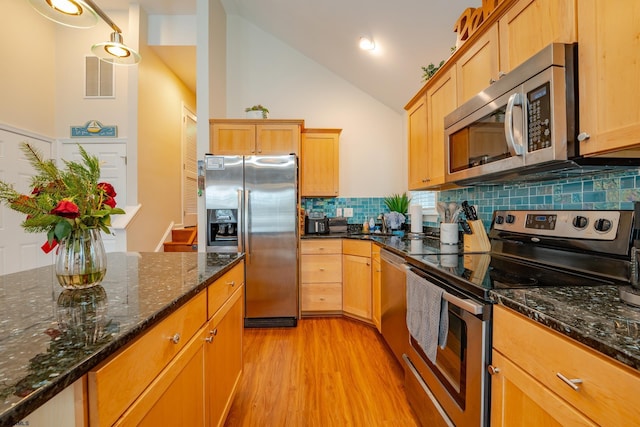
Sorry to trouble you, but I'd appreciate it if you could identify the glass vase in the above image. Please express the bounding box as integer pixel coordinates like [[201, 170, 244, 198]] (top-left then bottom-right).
[[56, 285, 109, 346], [55, 228, 107, 289]]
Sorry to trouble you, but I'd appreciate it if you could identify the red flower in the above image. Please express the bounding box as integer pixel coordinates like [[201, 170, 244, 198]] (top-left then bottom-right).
[[98, 182, 116, 198], [51, 199, 80, 218], [103, 196, 116, 208]]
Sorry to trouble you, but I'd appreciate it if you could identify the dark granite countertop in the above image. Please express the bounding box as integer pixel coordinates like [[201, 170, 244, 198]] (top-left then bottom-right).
[[490, 286, 640, 371], [0, 251, 243, 426]]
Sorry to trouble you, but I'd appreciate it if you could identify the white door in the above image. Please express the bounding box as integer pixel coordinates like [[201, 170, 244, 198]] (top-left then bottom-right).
[[0, 128, 54, 275], [182, 107, 198, 227]]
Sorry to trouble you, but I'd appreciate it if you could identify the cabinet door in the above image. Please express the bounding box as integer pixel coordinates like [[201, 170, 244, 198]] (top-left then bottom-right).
[[342, 254, 372, 320], [211, 123, 256, 155], [407, 93, 429, 190], [456, 24, 499, 105], [372, 257, 381, 332], [205, 286, 244, 427], [427, 67, 457, 187], [577, 0, 640, 155], [256, 124, 300, 155], [498, 0, 576, 73], [115, 333, 206, 427], [490, 351, 597, 427], [300, 130, 340, 197]]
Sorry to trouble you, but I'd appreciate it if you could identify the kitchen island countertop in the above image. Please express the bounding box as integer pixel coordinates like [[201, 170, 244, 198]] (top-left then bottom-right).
[[0, 251, 243, 426]]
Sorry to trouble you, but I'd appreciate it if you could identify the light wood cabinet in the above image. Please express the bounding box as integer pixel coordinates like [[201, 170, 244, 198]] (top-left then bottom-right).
[[491, 305, 640, 426], [456, 0, 576, 105], [205, 283, 244, 427], [300, 239, 343, 314], [456, 23, 500, 105], [406, 93, 429, 190], [342, 240, 372, 321], [577, 0, 640, 155], [210, 119, 303, 155], [371, 244, 382, 332], [300, 128, 341, 197], [426, 67, 457, 187], [88, 261, 245, 427]]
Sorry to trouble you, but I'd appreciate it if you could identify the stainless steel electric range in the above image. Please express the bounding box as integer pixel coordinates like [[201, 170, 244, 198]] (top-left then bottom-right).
[[402, 209, 637, 427]]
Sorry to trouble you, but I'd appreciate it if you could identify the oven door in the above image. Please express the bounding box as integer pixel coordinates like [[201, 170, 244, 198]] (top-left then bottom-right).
[[404, 267, 490, 427]]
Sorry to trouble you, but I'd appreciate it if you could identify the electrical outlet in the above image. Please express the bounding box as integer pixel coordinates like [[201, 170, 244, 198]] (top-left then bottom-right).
[[336, 208, 343, 217], [344, 208, 353, 218]]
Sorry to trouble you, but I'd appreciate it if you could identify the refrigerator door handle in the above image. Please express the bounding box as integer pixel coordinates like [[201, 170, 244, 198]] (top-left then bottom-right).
[[237, 189, 244, 253], [245, 189, 251, 262]]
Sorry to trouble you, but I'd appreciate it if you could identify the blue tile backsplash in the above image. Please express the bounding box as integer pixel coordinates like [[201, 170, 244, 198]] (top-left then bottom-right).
[[303, 168, 640, 229]]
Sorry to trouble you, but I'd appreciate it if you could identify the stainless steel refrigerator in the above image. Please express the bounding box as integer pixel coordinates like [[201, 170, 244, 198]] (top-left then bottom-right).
[[204, 154, 299, 327]]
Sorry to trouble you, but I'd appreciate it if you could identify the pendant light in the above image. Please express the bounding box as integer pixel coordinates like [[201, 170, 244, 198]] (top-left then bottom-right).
[[27, 0, 141, 65], [28, 0, 98, 28]]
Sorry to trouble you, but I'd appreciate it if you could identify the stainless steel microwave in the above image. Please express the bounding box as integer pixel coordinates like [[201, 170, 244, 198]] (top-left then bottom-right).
[[445, 43, 579, 185]]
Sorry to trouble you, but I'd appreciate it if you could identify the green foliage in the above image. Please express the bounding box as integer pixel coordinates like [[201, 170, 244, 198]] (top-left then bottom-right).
[[383, 193, 411, 214], [0, 142, 125, 244]]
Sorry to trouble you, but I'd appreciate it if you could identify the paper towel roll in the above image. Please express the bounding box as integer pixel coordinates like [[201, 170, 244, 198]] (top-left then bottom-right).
[[409, 204, 423, 233]]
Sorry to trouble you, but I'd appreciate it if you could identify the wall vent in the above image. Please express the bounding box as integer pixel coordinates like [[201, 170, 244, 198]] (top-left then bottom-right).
[[85, 56, 114, 98]]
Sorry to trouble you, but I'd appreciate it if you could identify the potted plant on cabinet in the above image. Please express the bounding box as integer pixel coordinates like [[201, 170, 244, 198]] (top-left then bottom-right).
[[245, 105, 269, 119]]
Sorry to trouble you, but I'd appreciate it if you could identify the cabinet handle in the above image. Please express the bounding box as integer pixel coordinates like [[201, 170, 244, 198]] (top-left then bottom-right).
[[489, 78, 496, 85], [226, 280, 235, 287], [319, 268, 325, 271], [498, 71, 507, 79], [421, 178, 430, 183], [210, 329, 218, 336], [205, 336, 214, 343], [577, 132, 591, 142], [487, 365, 500, 375], [169, 333, 181, 344], [556, 372, 583, 391]]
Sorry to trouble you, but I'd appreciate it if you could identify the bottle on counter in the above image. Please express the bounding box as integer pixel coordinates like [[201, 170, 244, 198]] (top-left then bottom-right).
[[363, 220, 370, 233]]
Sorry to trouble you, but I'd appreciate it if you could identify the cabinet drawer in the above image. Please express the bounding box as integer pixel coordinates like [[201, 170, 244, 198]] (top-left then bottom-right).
[[301, 239, 342, 255], [301, 282, 342, 311], [89, 292, 207, 427], [343, 239, 371, 257], [208, 261, 244, 319], [493, 305, 640, 426], [301, 254, 342, 283]]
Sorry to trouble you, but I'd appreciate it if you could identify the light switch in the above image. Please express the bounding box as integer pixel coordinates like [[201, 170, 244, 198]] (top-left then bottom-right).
[[344, 208, 353, 217]]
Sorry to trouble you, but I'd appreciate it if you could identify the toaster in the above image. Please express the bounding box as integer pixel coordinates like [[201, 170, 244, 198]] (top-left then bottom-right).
[[305, 215, 330, 234]]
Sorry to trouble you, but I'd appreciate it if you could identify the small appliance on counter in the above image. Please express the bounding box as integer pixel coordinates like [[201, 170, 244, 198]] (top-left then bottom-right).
[[328, 217, 348, 234], [305, 212, 329, 234]]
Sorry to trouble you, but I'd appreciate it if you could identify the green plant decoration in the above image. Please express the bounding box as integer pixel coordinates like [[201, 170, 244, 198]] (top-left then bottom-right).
[[383, 192, 411, 214]]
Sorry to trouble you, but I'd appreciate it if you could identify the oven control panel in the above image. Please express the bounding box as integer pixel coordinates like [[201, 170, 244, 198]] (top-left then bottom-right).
[[492, 210, 620, 240]]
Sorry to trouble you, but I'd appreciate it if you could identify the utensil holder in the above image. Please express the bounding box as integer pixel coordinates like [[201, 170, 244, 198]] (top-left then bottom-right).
[[463, 220, 491, 253]]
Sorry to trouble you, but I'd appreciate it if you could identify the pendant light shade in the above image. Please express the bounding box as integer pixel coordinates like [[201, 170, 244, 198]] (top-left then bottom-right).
[[91, 32, 141, 65], [28, 0, 98, 28]]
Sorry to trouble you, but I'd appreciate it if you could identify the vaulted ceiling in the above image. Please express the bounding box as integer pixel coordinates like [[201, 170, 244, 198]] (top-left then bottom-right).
[[101, 0, 475, 112]]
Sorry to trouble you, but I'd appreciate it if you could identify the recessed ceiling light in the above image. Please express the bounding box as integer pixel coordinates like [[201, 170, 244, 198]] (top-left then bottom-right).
[[359, 37, 376, 51]]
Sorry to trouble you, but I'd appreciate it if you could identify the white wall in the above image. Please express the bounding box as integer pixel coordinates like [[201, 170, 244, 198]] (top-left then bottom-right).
[[226, 15, 406, 197]]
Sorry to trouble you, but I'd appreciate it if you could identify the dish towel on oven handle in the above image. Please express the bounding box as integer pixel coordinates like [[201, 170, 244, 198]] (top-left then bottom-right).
[[406, 269, 449, 364]]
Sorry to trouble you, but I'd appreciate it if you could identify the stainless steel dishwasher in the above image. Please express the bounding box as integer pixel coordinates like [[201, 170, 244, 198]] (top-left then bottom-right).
[[380, 249, 409, 365]]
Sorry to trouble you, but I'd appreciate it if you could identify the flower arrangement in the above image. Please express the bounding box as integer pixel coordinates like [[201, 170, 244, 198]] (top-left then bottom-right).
[[244, 104, 269, 119], [0, 142, 125, 253]]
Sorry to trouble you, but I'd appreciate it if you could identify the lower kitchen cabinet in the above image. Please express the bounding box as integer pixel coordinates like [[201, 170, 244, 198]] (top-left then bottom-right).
[[371, 243, 382, 332], [205, 283, 244, 427], [88, 261, 245, 427], [342, 240, 372, 321], [490, 305, 640, 426], [300, 239, 343, 314]]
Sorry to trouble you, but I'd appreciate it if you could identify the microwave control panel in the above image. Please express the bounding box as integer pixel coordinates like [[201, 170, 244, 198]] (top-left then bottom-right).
[[527, 82, 552, 152]]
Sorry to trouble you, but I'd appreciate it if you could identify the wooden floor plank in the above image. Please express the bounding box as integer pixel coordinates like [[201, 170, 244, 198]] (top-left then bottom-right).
[[224, 317, 419, 426]]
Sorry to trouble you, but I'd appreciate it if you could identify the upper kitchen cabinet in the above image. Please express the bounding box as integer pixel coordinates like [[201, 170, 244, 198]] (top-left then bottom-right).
[[406, 67, 457, 190], [406, 93, 429, 190], [300, 129, 341, 197], [577, 0, 640, 155], [456, 0, 576, 105], [210, 119, 304, 155]]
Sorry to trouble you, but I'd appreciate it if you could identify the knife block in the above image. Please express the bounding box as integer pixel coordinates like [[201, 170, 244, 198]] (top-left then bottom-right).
[[463, 220, 491, 253]]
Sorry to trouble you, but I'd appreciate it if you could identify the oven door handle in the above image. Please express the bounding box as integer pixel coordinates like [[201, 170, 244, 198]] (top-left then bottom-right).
[[443, 292, 484, 315]]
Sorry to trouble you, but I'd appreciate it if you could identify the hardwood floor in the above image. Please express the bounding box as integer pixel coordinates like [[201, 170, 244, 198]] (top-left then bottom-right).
[[224, 317, 419, 426]]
